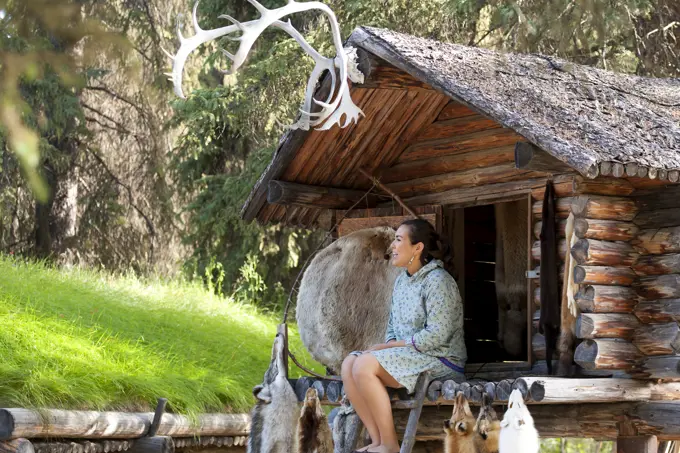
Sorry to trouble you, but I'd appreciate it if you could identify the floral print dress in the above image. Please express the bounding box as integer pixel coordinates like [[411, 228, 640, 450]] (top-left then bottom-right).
[[367, 259, 467, 393]]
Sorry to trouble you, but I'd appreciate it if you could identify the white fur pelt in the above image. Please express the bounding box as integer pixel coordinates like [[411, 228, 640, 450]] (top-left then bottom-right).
[[499, 389, 539, 453], [296, 227, 401, 373], [494, 201, 529, 358], [247, 334, 299, 453]]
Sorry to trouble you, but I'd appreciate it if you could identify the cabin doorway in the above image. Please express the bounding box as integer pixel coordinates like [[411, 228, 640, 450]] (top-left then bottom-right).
[[444, 197, 531, 366]]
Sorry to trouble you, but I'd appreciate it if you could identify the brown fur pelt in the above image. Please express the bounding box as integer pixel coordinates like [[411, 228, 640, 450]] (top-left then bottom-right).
[[557, 213, 579, 376], [296, 227, 401, 373], [444, 393, 478, 453], [494, 200, 529, 358], [474, 393, 500, 453], [298, 388, 334, 453]]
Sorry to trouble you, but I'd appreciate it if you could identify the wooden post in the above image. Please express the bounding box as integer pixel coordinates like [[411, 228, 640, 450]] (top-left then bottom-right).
[[616, 435, 657, 453]]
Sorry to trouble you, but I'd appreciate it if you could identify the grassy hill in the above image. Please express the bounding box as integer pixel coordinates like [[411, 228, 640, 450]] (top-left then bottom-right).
[[0, 255, 323, 415]]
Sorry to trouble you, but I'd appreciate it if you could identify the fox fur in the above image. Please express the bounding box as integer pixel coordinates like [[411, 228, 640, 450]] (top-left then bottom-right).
[[474, 393, 500, 453], [298, 388, 334, 453], [444, 393, 478, 453]]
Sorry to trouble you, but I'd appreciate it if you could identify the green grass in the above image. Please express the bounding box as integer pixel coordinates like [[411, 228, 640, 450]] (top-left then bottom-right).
[[0, 255, 323, 415]]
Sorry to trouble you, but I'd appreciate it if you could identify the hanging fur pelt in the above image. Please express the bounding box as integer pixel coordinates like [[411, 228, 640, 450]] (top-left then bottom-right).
[[331, 399, 362, 453], [296, 227, 401, 374], [498, 389, 539, 453], [557, 212, 580, 376], [247, 333, 299, 453], [298, 388, 334, 453], [538, 180, 560, 375]]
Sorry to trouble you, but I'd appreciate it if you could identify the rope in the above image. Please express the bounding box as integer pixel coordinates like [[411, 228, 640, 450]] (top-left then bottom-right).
[[288, 350, 343, 381]]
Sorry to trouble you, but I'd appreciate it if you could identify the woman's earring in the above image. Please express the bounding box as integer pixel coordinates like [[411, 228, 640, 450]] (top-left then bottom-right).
[[408, 255, 415, 265]]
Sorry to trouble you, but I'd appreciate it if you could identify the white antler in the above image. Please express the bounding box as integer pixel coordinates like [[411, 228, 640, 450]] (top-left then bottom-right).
[[167, 0, 364, 131]]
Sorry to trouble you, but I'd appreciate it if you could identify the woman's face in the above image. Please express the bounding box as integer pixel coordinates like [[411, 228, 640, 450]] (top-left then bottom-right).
[[390, 225, 421, 267]]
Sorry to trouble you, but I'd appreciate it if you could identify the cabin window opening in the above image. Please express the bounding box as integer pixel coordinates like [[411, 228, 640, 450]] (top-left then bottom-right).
[[445, 198, 530, 365]]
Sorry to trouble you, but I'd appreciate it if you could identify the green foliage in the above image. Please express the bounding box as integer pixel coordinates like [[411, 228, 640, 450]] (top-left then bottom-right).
[[540, 438, 613, 453], [0, 253, 323, 413]]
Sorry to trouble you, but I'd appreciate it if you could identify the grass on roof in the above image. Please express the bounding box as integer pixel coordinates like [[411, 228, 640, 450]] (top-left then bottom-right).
[[0, 254, 323, 415]]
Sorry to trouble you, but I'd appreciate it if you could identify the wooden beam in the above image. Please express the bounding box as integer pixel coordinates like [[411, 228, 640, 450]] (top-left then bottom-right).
[[573, 218, 639, 242], [635, 299, 680, 324], [576, 313, 640, 340], [571, 195, 638, 221], [634, 322, 680, 356], [570, 238, 638, 266], [635, 254, 680, 276], [514, 142, 574, 173], [575, 285, 638, 313], [267, 180, 379, 210], [638, 275, 680, 300], [634, 227, 680, 254], [573, 265, 637, 286]]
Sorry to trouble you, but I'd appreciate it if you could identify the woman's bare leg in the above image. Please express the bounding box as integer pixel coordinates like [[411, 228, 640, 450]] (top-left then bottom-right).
[[341, 355, 381, 450], [352, 354, 402, 453]]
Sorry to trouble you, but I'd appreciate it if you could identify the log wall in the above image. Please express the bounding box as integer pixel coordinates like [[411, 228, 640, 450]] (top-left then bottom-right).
[[532, 178, 649, 374], [630, 186, 680, 380]]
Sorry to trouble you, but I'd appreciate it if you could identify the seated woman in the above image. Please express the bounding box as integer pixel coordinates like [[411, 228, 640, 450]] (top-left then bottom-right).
[[341, 218, 467, 453]]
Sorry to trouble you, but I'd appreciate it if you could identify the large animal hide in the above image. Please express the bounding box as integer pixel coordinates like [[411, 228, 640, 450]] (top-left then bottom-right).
[[247, 333, 299, 453], [296, 227, 401, 373], [538, 181, 560, 375], [494, 201, 529, 358], [331, 401, 362, 453]]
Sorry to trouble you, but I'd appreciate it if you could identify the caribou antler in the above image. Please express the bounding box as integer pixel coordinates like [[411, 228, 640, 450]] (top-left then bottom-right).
[[167, 0, 365, 131]]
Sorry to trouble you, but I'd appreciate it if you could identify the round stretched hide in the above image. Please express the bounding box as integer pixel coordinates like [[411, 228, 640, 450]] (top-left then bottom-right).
[[296, 226, 401, 373]]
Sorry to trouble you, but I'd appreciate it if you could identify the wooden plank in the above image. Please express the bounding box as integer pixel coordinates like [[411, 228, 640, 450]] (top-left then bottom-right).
[[386, 163, 543, 198], [415, 115, 500, 142], [436, 101, 477, 121], [397, 128, 522, 163], [378, 146, 514, 184]]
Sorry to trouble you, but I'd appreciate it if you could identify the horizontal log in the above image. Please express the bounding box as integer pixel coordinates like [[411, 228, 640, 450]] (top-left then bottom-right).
[[633, 227, 680, 254], [573, 218, 639, 242], [634, 208, 680, 229], [573, 265, 637, 286], [574, 339, 642, 370], [416, 115, 500, 142], [571, 195, 638, 221], [637, 274, 680, 300], [436, 101, 476, 121], [576, 313, 640, 340], [0, 410, 250, 440], [575, 285, 638, 313], [514, 142, 574, 173], [532, 197, 573, 219], [32, 440, 134, 453], [386, 163, 544, 198], [395, 401, 680, 441], [266, 180, 380, 209], [636, 187, 680, 211], [634, 254, 680, 276], [570, 238, 638, 266], [573, 177, 635, 196], [635, 356, 680, 380], [635, 299, 680, 323], [634, 322, 680, 356], [531, 239, 568, 261], [0, 440, 34, 453]]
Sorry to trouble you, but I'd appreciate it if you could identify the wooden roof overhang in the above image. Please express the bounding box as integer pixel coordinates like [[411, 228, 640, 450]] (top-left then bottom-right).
[[240, 27, 680, 229]]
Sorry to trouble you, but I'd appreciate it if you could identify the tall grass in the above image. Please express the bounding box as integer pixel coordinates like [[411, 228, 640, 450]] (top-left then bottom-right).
[[0, 255, 323, 415]]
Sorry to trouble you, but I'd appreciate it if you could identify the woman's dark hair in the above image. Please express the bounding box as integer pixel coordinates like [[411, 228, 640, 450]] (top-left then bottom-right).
[[399, 218, 454, 266]]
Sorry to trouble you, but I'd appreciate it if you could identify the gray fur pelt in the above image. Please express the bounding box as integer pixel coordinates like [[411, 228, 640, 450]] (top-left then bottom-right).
[[296, 226, 401, 373], [331, 401, 362, 453], [247, 333, 299, 453]]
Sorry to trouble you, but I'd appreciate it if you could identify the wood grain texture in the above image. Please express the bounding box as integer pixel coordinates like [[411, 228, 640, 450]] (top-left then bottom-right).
[[575, 285, 638, 313], [576, 314, 640, 340], [574, 339, 641, 370]]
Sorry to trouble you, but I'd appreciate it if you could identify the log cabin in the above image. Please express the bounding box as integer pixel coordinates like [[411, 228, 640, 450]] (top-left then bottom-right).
[[240, 26, 680, 451]]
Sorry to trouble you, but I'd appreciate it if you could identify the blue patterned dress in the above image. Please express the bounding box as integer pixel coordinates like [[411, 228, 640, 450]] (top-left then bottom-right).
[[366, 259, 467, 393]]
